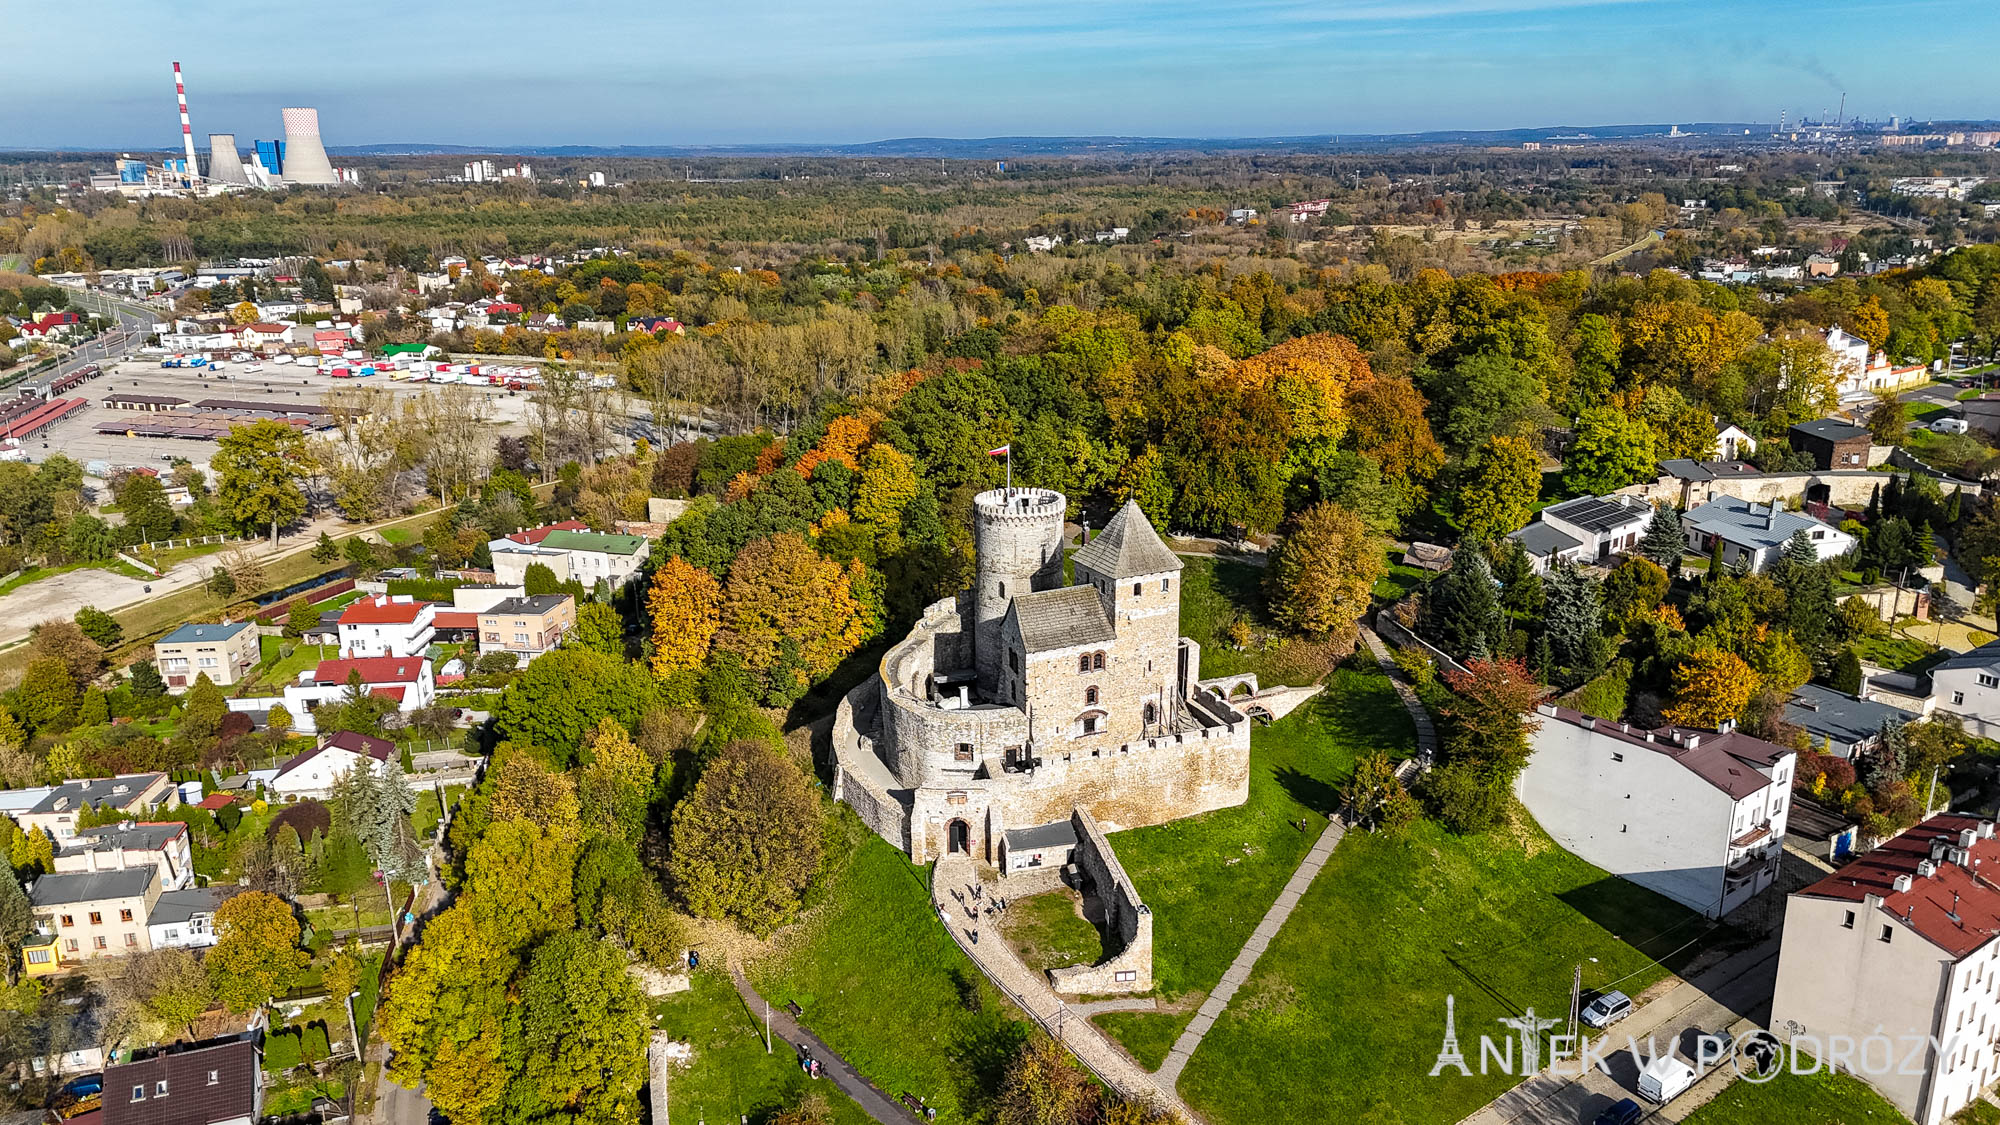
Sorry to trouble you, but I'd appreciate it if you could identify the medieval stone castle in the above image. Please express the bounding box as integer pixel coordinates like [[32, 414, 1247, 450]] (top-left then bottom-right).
[[833, 487, 1303, 868]]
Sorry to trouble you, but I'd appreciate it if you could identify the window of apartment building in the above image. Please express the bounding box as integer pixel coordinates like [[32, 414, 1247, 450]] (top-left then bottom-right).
[[88, 912, 101, 925], [119, 909, 133, 922], [94, 936, 106, 950], [65, 939, 78, 952], [59, 914, 72, 927], [208, 1071, 219, 1086], [954, 742, 974, 762], [1610, 752, 1623, 763], [1842, 910, 1855, 928], [125, 933, 138, 947], [155, 1082, 167, 1097], [1881, 925, 1894, 943], [132, 1087, 145, 1102], [1957, 691, 1969, 706], [1982, 675, 2000, 690], [514, 633, 529, 646]]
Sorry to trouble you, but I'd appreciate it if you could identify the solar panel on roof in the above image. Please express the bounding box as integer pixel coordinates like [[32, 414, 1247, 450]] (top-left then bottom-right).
[[1551, 497, 1640, 533]]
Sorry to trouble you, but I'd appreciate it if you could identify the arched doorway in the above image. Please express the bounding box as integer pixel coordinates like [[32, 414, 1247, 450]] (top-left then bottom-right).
[[947, 819, 970, 855]]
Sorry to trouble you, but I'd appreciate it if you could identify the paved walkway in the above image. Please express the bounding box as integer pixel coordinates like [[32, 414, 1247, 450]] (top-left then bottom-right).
[[728, 967, 924, 1125], [931, 855, 1193, 1120], [1361, 625, 1440, 764], [1154, 817, 1347, 1089]]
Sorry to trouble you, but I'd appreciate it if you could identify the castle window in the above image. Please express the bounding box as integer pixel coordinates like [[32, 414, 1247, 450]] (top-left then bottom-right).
[[998, 582, 1006, 598], [1008, 650, 1019, 672], [1144, 702, 1158, 725], [955, 742, 974, 762], [1079, 654, 1091, 674], [1162, 578, 1171, 593], [1083, 715, 1100, 734], [1086, 686, 1099, 706], [1093, 651, 1105, 671], [1133, 582, 1142, 596]]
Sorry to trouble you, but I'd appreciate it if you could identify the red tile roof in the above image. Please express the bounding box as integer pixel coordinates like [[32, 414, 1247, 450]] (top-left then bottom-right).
[[311, 655, 426, 685], [195, 793, 236, 810], [370, 685, 407, 703], [504, 520, 588, 545], [431, 610, 479, 629], [339, 595, 429, 625], [1797, 812, 2000, 959]]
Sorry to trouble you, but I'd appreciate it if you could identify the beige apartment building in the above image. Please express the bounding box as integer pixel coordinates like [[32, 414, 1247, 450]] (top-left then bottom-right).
[[477, 595, 576, 661], [1772, 812, 2000, 1123], [27, 868, 161, 964], [153, 620, 260, 691]]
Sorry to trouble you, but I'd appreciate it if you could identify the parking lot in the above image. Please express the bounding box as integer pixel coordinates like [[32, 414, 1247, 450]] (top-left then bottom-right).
[[23, 358, 546, 477]]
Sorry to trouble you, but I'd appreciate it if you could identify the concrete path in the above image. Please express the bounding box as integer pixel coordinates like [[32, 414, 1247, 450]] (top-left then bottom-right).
[[1361, 625, 1440, 764], [1456, 940, 1780, 1125], [728, 967, 924, 1125], [930, 855, 1193, 1120], [1155, 816, 1347, 1089], [1067, 997, 1160, 1017]]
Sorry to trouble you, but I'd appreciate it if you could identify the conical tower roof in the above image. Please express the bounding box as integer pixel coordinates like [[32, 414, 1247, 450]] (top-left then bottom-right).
[[1073, 499, 1181, 578]]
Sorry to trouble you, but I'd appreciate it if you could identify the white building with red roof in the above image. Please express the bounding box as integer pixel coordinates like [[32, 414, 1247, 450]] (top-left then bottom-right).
[[17, 311, 82, 339], [281, 655, 435, 731], [1772, 813, 2000, 1124], [1519, 705, 1795, 918], [270, 730, 397, 800], [337, 594, 436, 659]]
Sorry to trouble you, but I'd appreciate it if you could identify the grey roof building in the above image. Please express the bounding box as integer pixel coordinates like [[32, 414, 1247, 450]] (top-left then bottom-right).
[[1682, 497, 1857, 572], [1504, 493, 1652, 571], [1074, 500, 1183, 579], [28, 867, 156, 907], [1784, 684, 1919, 758], [1007, 585, 1116, 652]]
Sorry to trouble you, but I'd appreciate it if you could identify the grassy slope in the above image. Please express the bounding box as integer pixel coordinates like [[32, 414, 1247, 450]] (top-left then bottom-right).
[[1175, 556, 1332, 687], [1177, 816, 1711, 1124], [1103, 663, 1412, 1047], [749, 827, 1028, 1124], [1680, 1060, 1912, 1125], [655, 966, 876, 1125]]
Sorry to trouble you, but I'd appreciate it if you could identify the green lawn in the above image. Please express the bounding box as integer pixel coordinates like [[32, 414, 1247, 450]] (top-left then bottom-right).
[[1177, 555, 1334, 687], [1953, 1096, 2000, 1124], [1851, 631, 1939, 671], [1373, 552, 1432, 602], [1176, 815, 1716, 1124], [996, 889, 1104, 973], [1089, 1011, 1181, 1071], [1681, 1058, 1912, 1125], [379, 527, 415, 545], [1099, 662, 1412, 1061], [655, 966, 875, 1125], [749, 820, 1029, 1123], [247, 639, 337, 694], [410, 784, 469, 840]]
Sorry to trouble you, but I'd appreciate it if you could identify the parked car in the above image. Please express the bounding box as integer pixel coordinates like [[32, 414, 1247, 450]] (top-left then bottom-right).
[[1591, 1098, 1642, 1125], [1580, 990, 1632, 1029], [1637, 1055, 1696, 1103], [1933, 417, 1970, 434]]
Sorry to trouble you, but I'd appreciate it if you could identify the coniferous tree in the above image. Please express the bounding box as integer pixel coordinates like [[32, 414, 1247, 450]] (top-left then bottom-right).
[[1639, 505, 1686, 572], [1542, 561, 1609, 686], [1421, 542, 1503, 659], [1706, 536, 1726, 583], [1830, 648, 1865, 695], [1864, 483, 1881, 523]]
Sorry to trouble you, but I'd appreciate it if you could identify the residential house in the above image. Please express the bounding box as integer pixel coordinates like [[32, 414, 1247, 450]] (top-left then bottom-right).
[[1929, 639, 2000, 738], [337, 595, 436, 658], [104, 1036, 263, 1125], [1503, 494, 1654, 572], [18, 774, 179, 842], [1770, 813, 2000, 1124], [234, 323, 294, 349], [28, 867, 162, 963], [1783, 684, 1921, 759], [628, 316, 684, 335], [489, 528, 650, 589], [148, 886, 237, 950], [477, 595, 576, 661], [154, 621, 260, 692], [1714, 420, 1758, 460], [269, 731, 396, 800], [18, 311, 83, 339], [450, 583, 526, 613], [1518, 706, 1795, 918], [1789, 417, 1874, 469], [280, 656, 436, 731], [53, 822, 195, 891], [1682, 497, 1857, 572], [1806, 254, 1841, 278]]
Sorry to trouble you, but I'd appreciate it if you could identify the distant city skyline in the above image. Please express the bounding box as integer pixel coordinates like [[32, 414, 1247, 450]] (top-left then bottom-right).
[[2, 0, 1995, 150]]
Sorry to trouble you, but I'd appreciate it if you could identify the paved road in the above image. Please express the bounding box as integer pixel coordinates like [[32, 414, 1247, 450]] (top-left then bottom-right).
[[1460, 941, 1781, 1125], [728, 968, 924, 1125], [371, 1061, 433, 1125], [17, 292, 158, 396]]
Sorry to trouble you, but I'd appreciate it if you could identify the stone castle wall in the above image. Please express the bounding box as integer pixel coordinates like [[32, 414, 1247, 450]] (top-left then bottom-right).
[[1049, 808, 1153, 994]]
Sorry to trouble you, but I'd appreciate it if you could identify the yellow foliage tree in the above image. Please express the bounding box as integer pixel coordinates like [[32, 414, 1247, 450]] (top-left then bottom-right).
[[716, 533, 876, 680], [646, 556, 721, 678], [230, 301, 259, 326], [853, 444, 920, 531], [1266, 502, 1385, 644], [1229, 334, 1372, 474], [1454, 435, 1542, 541], [795, 411, 880, 478], [1663, 648, 1761, 727]]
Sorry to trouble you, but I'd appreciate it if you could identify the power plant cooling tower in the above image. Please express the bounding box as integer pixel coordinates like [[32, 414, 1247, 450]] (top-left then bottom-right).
[[278, 107, 338, 185], [206, 134, 250, 185]]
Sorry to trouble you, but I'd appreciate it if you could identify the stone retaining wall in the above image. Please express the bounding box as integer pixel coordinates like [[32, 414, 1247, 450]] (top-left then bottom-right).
[[1048, 808, 1153, 994]]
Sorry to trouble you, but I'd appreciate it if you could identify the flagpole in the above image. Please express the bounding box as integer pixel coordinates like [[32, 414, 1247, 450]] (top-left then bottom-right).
[[1006, 448, 1012, 493]]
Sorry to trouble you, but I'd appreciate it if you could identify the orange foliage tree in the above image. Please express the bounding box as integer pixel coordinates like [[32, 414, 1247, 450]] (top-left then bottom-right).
[[716, 533, 878, 681], [646, 556, 722, 679]]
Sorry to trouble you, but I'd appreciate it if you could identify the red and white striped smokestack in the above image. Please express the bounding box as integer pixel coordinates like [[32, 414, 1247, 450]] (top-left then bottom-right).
[[173, 61, 199, 181]]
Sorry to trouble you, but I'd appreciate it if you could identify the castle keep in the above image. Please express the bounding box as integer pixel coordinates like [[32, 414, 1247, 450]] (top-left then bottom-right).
[[832, 489, 1259, 865]]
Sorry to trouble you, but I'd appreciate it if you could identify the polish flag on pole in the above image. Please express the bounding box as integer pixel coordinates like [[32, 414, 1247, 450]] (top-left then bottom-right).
[[988, 445, 1012, 490], [986, 445, 1010, 457]]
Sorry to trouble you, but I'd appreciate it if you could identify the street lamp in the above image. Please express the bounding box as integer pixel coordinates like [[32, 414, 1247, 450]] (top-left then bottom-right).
[[343, 989, 362, 1060]]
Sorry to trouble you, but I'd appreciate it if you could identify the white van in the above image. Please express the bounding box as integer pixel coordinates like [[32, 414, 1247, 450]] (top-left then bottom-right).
[[1637, 1055, 1696, 1103]]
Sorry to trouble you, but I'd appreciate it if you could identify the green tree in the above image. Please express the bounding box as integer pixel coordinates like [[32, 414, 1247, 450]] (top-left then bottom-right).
[[1264, 502, 1385, 643], [1561, 407, 1657, 497], [115, 472, 178, 541], [669, 740, 823, 935], [128, 659, 166, 699], [343, 537, 382, 579], [1866, 392, 1908, 444], [1830, 648, 1866, 696], [522, 562, 563, 597], [573, 602, 624, 657], [18, 657, 78, 733], [180, 673, 227, 742], [1638, 505, 1685, 572], [0, 872, 31, 984], [1340, 751, 1420, 834], [130, 946, 214, 1037], [509, 931, 651, 1123], [311, 532, 340, 563], [1420, 543, 1503, 659], [1542, 561, 1610, 685], [206, 567, 237, 601], [1453, 435, 1541, 541], [286, 600, 319, 638], [212, 420, 309, 545], [266, 702, 293, 739], [66, 613, 122, 664], [206, 890, 309, 1011], [494, 648, 657, 767]]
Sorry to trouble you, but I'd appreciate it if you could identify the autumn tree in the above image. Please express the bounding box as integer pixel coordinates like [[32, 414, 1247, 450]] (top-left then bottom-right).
[[206, 890, 309, 1011], [17, 657, 78, 732], [1345, 377, 1445, 499], [32, 618, 103, 688], [128, 946, 213, 1037], [1664, 648, 1760, 727], [669, 740, 823, 934], [578, 717, 654, 842], [212, 420, 309, 545], [1265, 502, 1384, 644], [716, 533, 877, 685], [573, 602, 624, 657], [1426, 657, 1545, 834], [1341, 752, 1420, 833], [1561, 407, 1657, 497], [853, 443, 921, 532], [646, 555, 722, 679], [494, 648, 657, 767], [486, 754, 582, 840], [1453, 435, 1541, 541], [0, 872, 30, 984]]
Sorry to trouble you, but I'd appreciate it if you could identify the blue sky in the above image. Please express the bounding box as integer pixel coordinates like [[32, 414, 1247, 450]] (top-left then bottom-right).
[[3, 0, 1994, 148]]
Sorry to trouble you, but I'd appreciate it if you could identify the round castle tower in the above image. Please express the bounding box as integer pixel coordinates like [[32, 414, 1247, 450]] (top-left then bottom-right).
[[972, 488, 1067, 691]]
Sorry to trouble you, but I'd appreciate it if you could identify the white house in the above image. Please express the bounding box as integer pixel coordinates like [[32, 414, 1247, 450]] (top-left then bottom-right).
[[281, 655, 436, 732], [488, 528, 650, 589], [1930, 638, 2000, 738], [1504, 494, 1654, 573], [269, 730, 397, 800], [1518, 706, 1794, 918], [337, 595, 436, 659], [53, 822, 195, 891], [1714, 420, 1757, 460], [146, 886, 236, 950], [1771, 814, 2000, 1124], [1824, 324, 1932, 401], [1682, 496, 1857, 572]]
